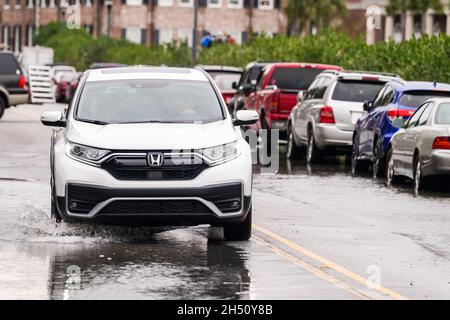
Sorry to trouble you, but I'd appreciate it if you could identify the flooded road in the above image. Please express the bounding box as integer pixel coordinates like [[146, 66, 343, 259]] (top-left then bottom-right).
[[1, 104, 449, 299]]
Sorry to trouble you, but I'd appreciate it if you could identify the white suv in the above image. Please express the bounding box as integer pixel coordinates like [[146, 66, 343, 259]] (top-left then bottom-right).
[[40, 67, 258, 241], [287, 70, 400, 162]]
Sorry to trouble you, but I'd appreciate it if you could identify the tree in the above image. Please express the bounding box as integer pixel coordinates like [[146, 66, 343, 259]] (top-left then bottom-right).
[[285, 0, 346, 36]]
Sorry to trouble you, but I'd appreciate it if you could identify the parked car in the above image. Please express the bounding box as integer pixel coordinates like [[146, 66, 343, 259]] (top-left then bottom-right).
[[65, 74, 81, 103], [40, 67, 258, 241], [48, 63, 77, 82], [387, 98, 450, 194], [195, 65, 243, 105], [228, 61, 269, 115], [287, 70, 399, 161], [0, 51, 29, 119], [352, 80, 450, 177], [244, 62, 342, 140], [55, 71, 80, 103]]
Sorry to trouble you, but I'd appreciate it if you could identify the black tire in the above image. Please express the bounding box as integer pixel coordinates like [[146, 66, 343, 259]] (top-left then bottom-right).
[[0, 96, 6, 119], [286, 127, 303, 160], [50, 178, 62, 223], [386, 149, 403, 186], [372, 137, 386, 178], [413, 154, 425, 196], [306, 130, 322, 164], [224, 207, 252, 241], [351, 134, 369, 175]]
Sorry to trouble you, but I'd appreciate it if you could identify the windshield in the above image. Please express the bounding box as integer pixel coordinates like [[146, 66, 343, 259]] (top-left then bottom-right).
[[213, 74, 241, 90], [76, 79, 224, 124], [269, 68, 324, 91], [435, 103, 450, 125], [332, 80, 385, 102], [399, 91, 450, 108]]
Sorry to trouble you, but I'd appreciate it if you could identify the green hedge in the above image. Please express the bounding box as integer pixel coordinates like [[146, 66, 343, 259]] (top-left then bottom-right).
[[35, 23, 450, 83]]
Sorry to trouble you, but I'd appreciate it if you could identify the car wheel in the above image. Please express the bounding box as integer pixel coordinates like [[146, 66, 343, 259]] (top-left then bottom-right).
[[351, 134, 368, 175], [386, 149, 402, 187], [260, 114, 272, 156], [286, 128, 302, 160], [306, 131, 321, 164], [50, 180, 62, 223], [223, 207, 252, 241], [372, 138, 386, 179], [0, 96, 6, 119], [414, 155, 424, 196]]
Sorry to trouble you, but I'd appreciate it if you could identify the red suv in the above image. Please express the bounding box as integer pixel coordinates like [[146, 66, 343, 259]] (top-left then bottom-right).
[[244, 62, 342, 137]]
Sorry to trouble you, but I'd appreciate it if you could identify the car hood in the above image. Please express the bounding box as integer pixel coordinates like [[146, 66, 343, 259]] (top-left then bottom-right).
[[66, 119, 238, 150]]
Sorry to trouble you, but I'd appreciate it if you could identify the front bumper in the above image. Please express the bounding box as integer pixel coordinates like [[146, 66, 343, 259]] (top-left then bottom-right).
[[422, 150, 450, 177], [315, 124, 353, 149], [56, 182, 251, 225]]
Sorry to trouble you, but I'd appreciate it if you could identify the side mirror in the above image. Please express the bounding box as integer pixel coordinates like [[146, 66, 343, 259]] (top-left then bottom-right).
[[297, 90, 305, 103], [392, 118, 406, 129], [233, 110, 259, 126], [363, 101, 373, 112], [265, 85, 278, 91], [41, 111, 66, 127], [232, 81, 238, 90]]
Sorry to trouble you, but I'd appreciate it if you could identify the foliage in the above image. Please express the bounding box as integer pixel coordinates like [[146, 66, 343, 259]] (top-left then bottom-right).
[[35, 24, 450, 83]]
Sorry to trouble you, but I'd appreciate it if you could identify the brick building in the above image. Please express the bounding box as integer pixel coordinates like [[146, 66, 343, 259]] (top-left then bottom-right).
[[1, 0, 450, 54], [0, 0, 286, 53]]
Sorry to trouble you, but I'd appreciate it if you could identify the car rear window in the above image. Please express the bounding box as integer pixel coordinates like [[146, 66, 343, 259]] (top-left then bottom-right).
[[211, 73, 241, 90], [332, 80, 385, 102], [0, 53, 21, 75], [400, 91, 450, 108], [269, 67, 324, 91], [76, 79, 225, 124], [435, 103, 450, 124]]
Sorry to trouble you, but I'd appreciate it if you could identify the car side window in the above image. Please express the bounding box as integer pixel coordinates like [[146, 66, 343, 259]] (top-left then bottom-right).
[[380, 86, 395, 107], [406, 103, 427, 128], [417, 102, 434, 126], [304, 78, 320, 101], [314, 77, 332, 100], [372, 86, 387, 108]]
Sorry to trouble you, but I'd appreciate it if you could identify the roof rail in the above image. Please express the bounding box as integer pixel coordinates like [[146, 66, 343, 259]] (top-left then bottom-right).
[[341, 70, 400, 78], [320, 69, 341, 75]]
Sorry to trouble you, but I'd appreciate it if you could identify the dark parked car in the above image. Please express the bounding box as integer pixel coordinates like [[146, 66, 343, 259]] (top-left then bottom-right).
[[352, 80, 450, 177], [0, 52, 29, 119], [228, 61, 269, 115]]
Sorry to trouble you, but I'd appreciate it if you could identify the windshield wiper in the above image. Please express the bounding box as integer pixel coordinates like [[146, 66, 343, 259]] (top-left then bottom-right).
[[77, 119, 110, 125]]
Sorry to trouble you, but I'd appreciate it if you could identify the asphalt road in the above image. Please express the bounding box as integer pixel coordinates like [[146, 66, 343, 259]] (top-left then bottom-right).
[[0, 104, 449, 300]]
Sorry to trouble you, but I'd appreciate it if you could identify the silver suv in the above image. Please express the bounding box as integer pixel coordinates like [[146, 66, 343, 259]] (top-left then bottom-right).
[[286, 70, 400, 162]]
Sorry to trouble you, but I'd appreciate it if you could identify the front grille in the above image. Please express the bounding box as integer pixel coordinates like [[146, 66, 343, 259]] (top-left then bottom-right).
[[99, 200, 211, 216], [101, 155, 207, 181]]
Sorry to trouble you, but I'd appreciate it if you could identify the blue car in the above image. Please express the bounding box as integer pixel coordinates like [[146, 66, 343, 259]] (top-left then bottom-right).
[[352, 80, 450, 177]]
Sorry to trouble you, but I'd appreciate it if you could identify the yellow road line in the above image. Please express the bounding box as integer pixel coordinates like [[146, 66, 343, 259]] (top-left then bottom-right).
[[252, 236, 373, 300], [253, 224, 410, 300]]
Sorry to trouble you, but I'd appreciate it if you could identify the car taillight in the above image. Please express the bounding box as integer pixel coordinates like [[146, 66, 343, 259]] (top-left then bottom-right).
[[18, 75, 27, 89], [387, 109, 414, 122], [270, 92, 280, 112], [432, 137, 450, 150], [319, 106, 335, 124]]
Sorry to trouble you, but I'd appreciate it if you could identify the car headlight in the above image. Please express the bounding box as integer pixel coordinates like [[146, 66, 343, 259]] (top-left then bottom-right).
[[201, 142, 239, 165], [66, 141, 110, 164]]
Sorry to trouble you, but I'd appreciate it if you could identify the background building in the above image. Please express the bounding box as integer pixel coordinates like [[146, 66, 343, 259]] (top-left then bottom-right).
[[1, 0, 450, 54], [0, 0, 285, 53]]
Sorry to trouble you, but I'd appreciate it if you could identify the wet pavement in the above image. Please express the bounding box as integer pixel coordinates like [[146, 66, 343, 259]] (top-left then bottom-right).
[[0, 104, 449, 300]]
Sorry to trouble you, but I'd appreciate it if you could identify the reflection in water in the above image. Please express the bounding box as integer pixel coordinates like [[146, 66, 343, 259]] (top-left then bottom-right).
[[0, 229, 250, 300]]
